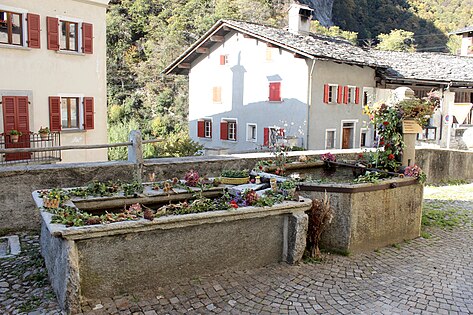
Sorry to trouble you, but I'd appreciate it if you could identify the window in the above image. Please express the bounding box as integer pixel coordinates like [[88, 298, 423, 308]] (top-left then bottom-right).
[[60, 20, 78, 51], [363, 91, 369, 106], [360, 129, 367, 147], [49, 96, 94, 131], [220, 120, 237, 141], [325, 130, 336, 149], [61, 97, 80, 128], [197, 119, 212, 138], [0, 10, 22, 45], [324, 84, 338, 104], [265, 47, 272, 62], [219, 55, 228, 65], [212, 86, 222, 103], [269, 82, 281, 102], [263, 127, 285, 146], [47, 17, 93, 53], [247, 123, 257, 142], [347, 86, 356, 104]]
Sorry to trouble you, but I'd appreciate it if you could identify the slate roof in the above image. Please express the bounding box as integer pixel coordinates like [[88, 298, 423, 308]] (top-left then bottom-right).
[[221, 20, 378, 67], [451, 26, 473, 35], [165, 19, 473, 86], [371, 50, 473, 85]]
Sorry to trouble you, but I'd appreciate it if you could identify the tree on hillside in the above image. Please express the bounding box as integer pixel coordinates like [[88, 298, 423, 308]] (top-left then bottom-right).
[[310, 20, 358, 44], [376, 29, 416, 52]]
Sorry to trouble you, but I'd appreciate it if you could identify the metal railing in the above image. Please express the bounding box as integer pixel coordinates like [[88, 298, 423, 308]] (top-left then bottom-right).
[[0, 131, 162, 171], [0, 132, 61, 165]]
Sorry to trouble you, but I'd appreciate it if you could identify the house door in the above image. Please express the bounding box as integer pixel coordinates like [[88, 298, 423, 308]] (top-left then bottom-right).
[[342, 128, 351, 149], [2, 96, 31, 161]]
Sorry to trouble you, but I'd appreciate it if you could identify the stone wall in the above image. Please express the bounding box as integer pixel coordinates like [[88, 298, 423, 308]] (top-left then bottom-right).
[[416, 148, 473, 184]]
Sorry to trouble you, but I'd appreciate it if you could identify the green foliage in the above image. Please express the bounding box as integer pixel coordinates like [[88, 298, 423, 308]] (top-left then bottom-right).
[[376, 29, 416, 52], [221, 169, 249, 178], [353, 171, 382, 183], [310, 20, 358, 44], [332, 0, 471, 52], [150, 130, 204, 158], [422, 201, 472, 229]]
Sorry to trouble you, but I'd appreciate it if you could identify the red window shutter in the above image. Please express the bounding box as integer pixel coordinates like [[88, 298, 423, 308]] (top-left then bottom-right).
[[220, 121, 228, 140], [197, 121, 205, 138], [323, 84, 329, 103], [27, 13, 41, 49], [269, 82, 281, 102], [82, 23, 93, 54], [263, 127, 269, 146], [337, 86, 343, 104], [220, 55, 226, 65], [279, 128, 285, 137], [47, 17, 59, 51], [49, 97, 61, 131], [2, 96, 16, 133], [355, 87, 360, 104], [344, 86, 349, 104], [83, 97, 95, 130], [16, 97, 30, 134]]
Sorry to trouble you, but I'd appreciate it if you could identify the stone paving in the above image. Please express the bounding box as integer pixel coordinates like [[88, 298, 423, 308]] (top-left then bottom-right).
[[1, 184, 472, 315]]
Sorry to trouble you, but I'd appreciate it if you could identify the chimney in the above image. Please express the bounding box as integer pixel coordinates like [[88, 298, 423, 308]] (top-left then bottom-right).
[[288, 2, 313, 36], [450, 27, 473, 57]]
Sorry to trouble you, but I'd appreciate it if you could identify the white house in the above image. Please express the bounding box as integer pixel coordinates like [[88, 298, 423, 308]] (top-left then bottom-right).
[[0, 0, 109, 164], [165, 3, 473, 152]]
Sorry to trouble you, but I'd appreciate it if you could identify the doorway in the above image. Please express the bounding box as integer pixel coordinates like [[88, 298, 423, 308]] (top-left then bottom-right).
[[341, 122, 355, 149], [2, 96, 31, 161]]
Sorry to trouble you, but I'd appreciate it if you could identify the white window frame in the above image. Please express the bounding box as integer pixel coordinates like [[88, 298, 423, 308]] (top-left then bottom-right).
[[360, 128, 368, 148], [246, 123, 257, 142], [204, 119, 212, 138], [328, 84, 338, 104], [0, 5, 28, 48], [325, 129, 336, 150], [222, 118, 237, 142], [347, 86, 356, 104], [56, 15, 84, 54], [57, 93, 84, 130], [340, 119, 358, 149]]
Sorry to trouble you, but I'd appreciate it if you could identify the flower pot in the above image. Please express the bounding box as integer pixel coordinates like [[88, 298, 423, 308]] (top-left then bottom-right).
[[220, 177, 250, 185], [40, 133, 49, 141], [10, 135, 19, 143], [43, 197, 60, 209]]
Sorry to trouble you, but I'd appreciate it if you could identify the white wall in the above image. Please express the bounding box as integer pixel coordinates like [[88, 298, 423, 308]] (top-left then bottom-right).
[[188, 31, 309, 152], [0, 0, 108, 163], [309, 61, 376, 150]]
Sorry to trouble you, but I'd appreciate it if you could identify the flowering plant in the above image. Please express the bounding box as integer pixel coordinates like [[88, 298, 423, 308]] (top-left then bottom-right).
[[320, 152, 336, 162], [397, 91, 440, 127], [184, 169, 200, 187], [403, 164, 427, 184]]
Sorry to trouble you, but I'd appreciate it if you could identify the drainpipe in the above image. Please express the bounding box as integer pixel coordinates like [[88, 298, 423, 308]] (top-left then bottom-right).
[[306, 59, 316, 150]]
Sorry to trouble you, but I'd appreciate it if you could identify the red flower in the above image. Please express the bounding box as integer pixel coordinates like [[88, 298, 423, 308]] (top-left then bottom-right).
[[230, 201, 239, 208], [383, 121, 389, 126], [388, 154, 395, 160], [259, 165, 263, 170], [379, 141, 385, 145]]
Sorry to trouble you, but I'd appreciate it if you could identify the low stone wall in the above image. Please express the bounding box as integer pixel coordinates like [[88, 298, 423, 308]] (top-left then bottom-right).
[[38, 200, 311, 313], [299, 178, 423, 253], [416, 148, 473, 184]]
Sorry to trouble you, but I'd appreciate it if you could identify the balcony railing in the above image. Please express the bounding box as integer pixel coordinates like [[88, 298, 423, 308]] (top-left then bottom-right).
[[0, 132, 61, 165]]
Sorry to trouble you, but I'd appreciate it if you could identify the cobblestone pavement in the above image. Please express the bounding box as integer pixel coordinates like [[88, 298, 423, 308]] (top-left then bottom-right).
[[1, 184, 472, 315]]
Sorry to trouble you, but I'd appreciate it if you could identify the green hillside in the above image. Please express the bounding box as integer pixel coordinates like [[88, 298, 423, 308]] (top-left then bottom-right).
[[332, 0, 473, 51]]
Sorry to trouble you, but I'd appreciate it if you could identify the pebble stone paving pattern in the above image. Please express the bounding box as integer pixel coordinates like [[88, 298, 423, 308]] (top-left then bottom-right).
[[1, 184, 472, 315]]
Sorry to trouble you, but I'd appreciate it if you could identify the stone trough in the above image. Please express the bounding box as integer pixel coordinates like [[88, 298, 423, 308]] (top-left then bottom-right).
[[298, 175, 423, 253], [33, 187, 311, 314]]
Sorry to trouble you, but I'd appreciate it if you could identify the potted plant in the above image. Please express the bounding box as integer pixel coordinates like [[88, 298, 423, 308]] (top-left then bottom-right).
[[42, 189, 67, 209], [8, 130, 22, 143], [280, 179, 297, 197], [38, 126, 50, 140], [220, 169, 249, 185]]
